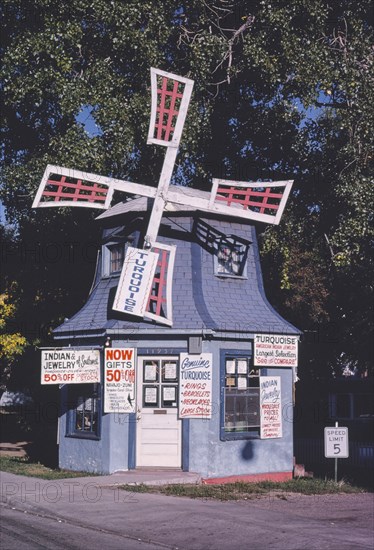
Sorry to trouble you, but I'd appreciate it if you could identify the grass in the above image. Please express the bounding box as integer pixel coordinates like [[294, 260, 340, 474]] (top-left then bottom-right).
[[120, 478, 366, 501], [0, 456, 96, 480]]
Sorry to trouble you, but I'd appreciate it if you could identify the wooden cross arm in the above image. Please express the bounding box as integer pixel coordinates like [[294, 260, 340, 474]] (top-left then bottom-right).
[[33, 166, 293, 226]]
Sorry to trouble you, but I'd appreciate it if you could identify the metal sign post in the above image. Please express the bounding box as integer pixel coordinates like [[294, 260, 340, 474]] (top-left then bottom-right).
[[324, 422, 349, 482]]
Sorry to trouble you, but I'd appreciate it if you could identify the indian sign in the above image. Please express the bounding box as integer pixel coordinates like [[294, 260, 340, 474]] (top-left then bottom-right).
[[260, 376, 282, 439], [41, 349, 100, 385]]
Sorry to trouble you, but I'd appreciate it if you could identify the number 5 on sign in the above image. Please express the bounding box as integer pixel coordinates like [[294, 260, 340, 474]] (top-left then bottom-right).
[[324, 427, 349, 458]]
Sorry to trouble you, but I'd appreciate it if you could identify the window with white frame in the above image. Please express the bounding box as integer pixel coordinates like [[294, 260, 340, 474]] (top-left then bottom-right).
[[214, 236, 248, 277], [102, 241, 126, 277], [108, 243, 125, 273], [221, 352, 260, 439], [102, 230, 131, 277]]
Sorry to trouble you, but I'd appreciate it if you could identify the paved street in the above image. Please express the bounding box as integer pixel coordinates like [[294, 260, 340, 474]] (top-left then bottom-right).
[[1, 471, 373, 549]]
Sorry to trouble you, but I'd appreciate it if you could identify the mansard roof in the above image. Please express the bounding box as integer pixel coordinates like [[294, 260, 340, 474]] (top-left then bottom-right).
[[53, 214, 300, 339]]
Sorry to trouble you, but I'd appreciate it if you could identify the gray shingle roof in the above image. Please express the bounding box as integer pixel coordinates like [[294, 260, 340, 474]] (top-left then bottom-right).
[[54, 215, 300, 337]]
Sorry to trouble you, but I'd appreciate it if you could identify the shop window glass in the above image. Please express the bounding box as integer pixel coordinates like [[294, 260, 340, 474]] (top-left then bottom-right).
[[66, 384, 101, 439], [221, 352, 260, 439]]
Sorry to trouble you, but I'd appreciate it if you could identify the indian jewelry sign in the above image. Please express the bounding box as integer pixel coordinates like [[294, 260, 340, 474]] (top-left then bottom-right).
[[113, 247, 158, 317], [179, 353, 212, 419], [254, 334, 298, 367], [260, 376, 282, 439], [41, 349, 100, 385], [104, 348, 136, 413]]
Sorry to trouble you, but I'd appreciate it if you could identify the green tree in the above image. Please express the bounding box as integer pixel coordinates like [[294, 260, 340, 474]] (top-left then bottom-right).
[[0, 228, 28, 390]]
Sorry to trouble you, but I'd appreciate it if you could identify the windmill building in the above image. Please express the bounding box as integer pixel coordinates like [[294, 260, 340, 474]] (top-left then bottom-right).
[[35, 69, 301, 481]]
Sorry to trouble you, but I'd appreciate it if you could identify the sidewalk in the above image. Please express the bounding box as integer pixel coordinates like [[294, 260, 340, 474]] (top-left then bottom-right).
[[67, 469, 201, 487], [0, 440, 201, 486]]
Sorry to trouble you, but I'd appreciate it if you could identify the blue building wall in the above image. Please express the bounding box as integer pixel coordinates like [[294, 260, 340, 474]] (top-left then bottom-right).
[[58, 336, 294, 477], [59, 384, 130, 474], [55, 212, 299, 477], [187, 340, 294, 479]]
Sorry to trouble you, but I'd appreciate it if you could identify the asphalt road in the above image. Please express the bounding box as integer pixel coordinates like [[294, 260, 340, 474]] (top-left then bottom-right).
[[1, 472, 373, 550]]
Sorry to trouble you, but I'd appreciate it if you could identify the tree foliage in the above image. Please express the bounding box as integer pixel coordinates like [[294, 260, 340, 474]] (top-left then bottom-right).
[[0, 237, 28, 389], [1, 0, 373, 385]]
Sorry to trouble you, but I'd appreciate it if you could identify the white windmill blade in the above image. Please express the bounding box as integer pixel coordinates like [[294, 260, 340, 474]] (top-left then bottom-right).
[[160, 179, 293, 225], [32, 165, 157, 210], [147, 68, 194, 148], [143, 242, 176, 327], [144, 69, 194, 247], [208, 179, 294, 225]]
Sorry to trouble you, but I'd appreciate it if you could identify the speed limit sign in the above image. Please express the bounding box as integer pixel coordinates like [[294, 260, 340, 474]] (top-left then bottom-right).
[[324, 427, 349, 458]]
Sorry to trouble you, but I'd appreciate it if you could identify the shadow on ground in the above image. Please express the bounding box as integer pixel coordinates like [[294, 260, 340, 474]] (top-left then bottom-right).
[[0, 408, 58, 468]]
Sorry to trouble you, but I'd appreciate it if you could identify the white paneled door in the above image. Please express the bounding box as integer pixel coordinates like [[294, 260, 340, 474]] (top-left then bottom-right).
[[136, 356, 182, 467]]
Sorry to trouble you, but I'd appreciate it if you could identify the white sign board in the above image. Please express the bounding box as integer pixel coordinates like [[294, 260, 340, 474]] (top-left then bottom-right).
[[260, 376, 282, 439], [254, 334, 298, 367], [324, 427, 349, 458], [41, 349, 100, 385], [104, 348, 136, 413], [179, 353, 212, 419], [113, 247, 158, 317]]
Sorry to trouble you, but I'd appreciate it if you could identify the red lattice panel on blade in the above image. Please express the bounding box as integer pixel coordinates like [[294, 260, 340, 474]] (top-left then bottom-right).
[[154, 77, 185, 142], [216, 185, 284, 215], [41, 174, 108, 204], [147, 248, 168, 317]]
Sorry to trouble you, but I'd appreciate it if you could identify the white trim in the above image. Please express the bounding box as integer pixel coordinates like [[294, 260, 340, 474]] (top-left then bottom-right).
[[209, 179, 294, 225], [209, 178, 219, 209], [171, 77, 194, 147], [274, 180, 293, 224], [147, 68, 160, 146], [34, 166, 293, 225], [145, 147, 178, 247], [32, 165, 157, 210], [144, 242, 176, 327], [212, 179, 293, 188], [166, 187, 284, 225], [147, 68, 194, 148], [32, 165, 52, 209], [149, 67, 195, 85]]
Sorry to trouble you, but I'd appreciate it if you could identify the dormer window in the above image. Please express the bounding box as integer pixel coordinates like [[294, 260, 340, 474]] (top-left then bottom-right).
[[109, 243, 125, 274], [102, 228, 133, 277], [214, 236, 249, 278]]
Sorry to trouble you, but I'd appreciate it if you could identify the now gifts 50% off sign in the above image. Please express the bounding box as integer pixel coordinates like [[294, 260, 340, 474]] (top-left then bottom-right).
[[104, 348, 136, 413]]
